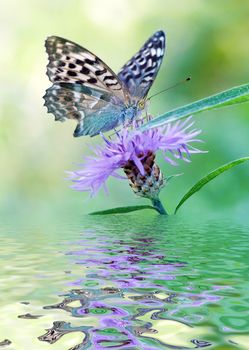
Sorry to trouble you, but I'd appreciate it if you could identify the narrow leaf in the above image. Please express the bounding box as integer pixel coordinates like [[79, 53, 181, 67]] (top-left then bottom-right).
[[175, 157, 249, 213], [89, 205, 156, 215], [141, 83, 249, 131]]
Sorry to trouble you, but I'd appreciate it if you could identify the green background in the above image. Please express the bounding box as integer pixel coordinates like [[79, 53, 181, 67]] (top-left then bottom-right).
[[1, 0, 249, 219]]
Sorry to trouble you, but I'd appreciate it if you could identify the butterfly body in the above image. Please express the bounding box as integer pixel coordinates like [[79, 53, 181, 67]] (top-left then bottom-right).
[[44, 31, 165, 137]]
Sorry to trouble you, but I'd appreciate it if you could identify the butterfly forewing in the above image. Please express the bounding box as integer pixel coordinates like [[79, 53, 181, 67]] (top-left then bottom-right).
[[118, 30, 165, 100], [45, 36, 129, 103]]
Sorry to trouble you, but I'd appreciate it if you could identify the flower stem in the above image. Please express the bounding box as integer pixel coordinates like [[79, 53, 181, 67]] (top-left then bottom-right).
[[151, 198, 167, 215]]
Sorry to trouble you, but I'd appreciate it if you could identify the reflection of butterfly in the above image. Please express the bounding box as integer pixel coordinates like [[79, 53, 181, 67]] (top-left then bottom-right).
[[44, 31, 165, 137]]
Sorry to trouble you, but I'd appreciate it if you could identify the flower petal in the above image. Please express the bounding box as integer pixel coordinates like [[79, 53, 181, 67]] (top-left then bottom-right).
[[68, 116, 204, 196]]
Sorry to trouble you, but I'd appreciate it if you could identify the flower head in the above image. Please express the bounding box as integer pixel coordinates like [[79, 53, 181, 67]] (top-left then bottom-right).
[[68, 117, 203, 197]]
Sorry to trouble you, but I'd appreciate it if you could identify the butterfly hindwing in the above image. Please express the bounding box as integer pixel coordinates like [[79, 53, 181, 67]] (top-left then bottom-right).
[[118, 30, 165, 100], [44, 83, 123, 137], [45, 36, 129, 103]]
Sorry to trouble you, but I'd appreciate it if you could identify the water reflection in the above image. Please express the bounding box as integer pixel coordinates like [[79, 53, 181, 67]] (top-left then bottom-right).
[[1, 215, 248, 349], [39, 218, 214, 349]]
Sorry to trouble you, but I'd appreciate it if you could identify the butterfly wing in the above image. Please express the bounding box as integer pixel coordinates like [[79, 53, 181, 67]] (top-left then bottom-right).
[[44, 83, 124, 137], [118, 30, 165, 100], [45, 36, 129, 102], [44, 36, 130, 136]]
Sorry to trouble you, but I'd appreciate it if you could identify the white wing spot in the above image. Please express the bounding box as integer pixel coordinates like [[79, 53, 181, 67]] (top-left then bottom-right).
[[151, 48, 156, 56]]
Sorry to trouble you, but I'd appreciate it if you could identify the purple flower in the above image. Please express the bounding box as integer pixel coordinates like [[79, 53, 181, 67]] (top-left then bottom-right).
[[68, 117, 203, 197]]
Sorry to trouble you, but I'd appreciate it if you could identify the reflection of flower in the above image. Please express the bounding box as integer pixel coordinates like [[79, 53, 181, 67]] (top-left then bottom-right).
[[68, 117, 203, 200], [40, 234, 218, 349]]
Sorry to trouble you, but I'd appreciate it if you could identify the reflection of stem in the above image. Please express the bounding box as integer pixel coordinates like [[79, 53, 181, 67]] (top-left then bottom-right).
[[151, 197, 167, 215]]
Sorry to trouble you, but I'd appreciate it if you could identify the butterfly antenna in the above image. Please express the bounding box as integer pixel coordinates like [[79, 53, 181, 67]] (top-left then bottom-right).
[[109, 77, 191, 139], [147, 76, 191, 101]]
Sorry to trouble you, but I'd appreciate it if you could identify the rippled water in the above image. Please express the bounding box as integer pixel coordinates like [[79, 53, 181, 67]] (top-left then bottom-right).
[[0, 214, 248, 349]]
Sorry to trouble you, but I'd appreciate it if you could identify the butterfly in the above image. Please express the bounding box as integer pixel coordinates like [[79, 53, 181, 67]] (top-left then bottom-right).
[[44, 30, 165, 137]]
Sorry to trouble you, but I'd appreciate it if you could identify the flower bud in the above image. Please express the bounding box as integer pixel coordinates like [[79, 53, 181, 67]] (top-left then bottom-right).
[[123, 151, 165, 200]]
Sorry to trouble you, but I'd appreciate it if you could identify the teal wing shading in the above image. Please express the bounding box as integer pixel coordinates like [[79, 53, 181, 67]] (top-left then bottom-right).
[[43, 83, 124, 137]]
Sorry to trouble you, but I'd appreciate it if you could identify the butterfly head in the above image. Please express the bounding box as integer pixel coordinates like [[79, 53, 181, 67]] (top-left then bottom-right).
[[137, 99, 146, 110], [124, 99, 148, 123], [137, 98, 150, 115]]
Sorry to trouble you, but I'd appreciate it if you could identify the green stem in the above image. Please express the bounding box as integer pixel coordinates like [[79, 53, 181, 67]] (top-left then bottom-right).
[[151, 197, 167, 215]]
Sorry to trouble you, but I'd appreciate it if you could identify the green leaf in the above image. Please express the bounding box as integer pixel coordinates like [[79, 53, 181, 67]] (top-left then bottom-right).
[[140, 83, 249, 131], [89, 205, 156, 215], [175, 157, 249, 214]]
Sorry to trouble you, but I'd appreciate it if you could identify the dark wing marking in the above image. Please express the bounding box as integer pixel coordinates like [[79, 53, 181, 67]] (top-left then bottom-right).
[[45, 36, 129, 104], [43, 83, 123, 137], [118, 30, 165, 100]]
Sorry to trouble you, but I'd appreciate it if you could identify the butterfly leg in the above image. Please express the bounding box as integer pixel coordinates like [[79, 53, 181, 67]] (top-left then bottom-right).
[[144, 101, 150, 121], [108, 128, 119, 139]]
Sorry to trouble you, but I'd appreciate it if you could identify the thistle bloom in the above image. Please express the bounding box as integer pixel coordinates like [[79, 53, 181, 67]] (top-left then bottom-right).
[[68, 117, 203, 213]]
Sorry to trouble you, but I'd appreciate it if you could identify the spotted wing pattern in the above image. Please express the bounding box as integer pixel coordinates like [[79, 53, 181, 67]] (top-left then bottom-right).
[[44, 36, 129, 136], [44, 32, 165, 137], [45, 36, 128, 102], [118, 30, 165, 100]]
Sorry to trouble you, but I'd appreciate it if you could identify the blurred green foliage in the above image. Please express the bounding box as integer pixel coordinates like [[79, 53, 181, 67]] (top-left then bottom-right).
[[1, 0, 249, 218]]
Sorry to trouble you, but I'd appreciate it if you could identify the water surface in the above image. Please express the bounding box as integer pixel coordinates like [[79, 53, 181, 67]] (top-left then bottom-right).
[[0, 214, 248, 349]]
